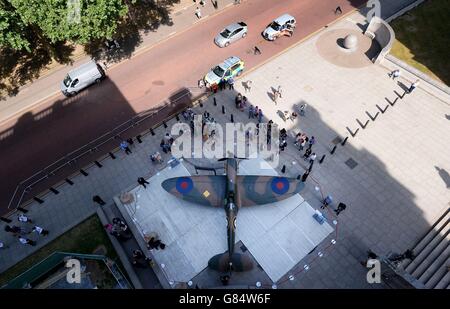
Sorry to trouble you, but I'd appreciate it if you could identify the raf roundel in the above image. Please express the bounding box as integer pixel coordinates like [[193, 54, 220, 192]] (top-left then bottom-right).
[[271, 177, 290, 195], [176, 177, 193, 194]]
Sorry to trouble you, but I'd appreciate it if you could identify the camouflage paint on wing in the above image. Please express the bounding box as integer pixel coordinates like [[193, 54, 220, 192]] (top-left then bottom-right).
[[236, 176, 304, 207], [161, 175, 227, 207]]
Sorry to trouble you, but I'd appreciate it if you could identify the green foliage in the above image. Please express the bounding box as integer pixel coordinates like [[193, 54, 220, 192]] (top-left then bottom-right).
[[0, 0, 128, 51], [0, 0, 32, 51]]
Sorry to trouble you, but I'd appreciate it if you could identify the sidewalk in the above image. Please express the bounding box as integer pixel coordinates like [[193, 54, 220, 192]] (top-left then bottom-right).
[[0, 0, 238, 125], [2, 0, 448, 288]]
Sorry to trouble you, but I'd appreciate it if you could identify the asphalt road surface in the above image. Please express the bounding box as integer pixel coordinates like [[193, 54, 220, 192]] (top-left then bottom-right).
[[0, 0, 365, 214]]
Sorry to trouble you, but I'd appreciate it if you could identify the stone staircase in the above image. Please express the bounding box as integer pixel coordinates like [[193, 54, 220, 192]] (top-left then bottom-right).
[[400, 207, 450, 289]]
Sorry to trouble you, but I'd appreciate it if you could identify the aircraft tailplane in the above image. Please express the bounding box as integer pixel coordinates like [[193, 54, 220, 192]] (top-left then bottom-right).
[[208, 253, 253, 272]]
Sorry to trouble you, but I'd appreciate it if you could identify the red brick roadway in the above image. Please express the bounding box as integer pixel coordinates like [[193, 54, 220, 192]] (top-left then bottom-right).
[[0, 0, 365, 215]]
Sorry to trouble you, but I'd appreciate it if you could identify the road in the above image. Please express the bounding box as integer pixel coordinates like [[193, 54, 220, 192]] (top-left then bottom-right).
[[0, 0, 365, 214]]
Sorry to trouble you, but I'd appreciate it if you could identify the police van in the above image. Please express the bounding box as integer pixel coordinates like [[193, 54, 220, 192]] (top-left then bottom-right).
[[204, 56, 244, 88]]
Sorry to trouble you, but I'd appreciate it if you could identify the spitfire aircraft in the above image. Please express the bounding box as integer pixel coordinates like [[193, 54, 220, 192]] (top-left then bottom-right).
[[161, 158, 305, 273]]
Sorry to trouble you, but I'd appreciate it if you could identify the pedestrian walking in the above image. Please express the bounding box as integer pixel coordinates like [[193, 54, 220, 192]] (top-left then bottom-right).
[[301, 170, 310, 182], [245, 80, 252, 92], [299, 103, 307, 116], [18, 236, 36, 246], [138, 177, 150, 188], [93, 195, 106, 206], [253, 46, 261, 55], [277, 85, 283, 98], [0, 241, 8, 249], [32, 225, 49, 236], [303, 147, 312, 160], [195, 7, 202, 19], [228, 77, 234, 90], [388, 69, 401, 80], [309, 152, 317, 164], [18, 214, 33, 224], [120, 140, 132, 155], [258, 109, 263, 123], [308, 136, 315, 148], [321, 195, 333, 209], [334, 6, 342, 15], [273, 91, 279, 105], [407, 80, 420, 93], [335, 202, 347, 215]]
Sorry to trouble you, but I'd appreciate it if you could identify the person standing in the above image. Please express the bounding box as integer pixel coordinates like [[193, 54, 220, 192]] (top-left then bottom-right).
[[195, 7, 202, 19], [93, 195, 106, 206], [299, 103, 307, 116], [277, 85, 283, 98], [18, 214, 33, 224], [335, 6, 342, 15], [308, 136, 315, 149], [138, 177, 150, 189], [228, 77, 234, 90], [18, 236, 36, 246], [245, 80, 252, 92], [258, 109, 263, 123], [335, 202, 347, 215], [32, 225, 49, 236], [120, 140, 132, 155], [407, 80, 420, 93], [248, 105, 254, 119], [303, 147, 312, 160], [254, 46, 261, 55], [309, 153, 317, 164], [388, 69, 401, 80]]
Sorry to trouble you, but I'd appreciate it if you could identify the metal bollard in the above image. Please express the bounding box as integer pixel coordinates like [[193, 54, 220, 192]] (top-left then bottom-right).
[[34, 196, 44, 204], [65, 178, 74, 185], [231, 114, 234, 123], [150, 128, 155, 136], [222, 105, 225, 114], [1, 217, 12, 223], [281, 165, 286, 173], [17, 207, 28, 213], [49, 187, 59, 194], [213, 97, 217, 106], [330, 145, 337, 154], [319, 154, 326, 164], [109, 152, 116, 159], [80, 169, 89, 176], [341, 137, 348, 146], [94, 161, 103, 168], [163, 121, 168, 128], [136, 135, 143, 143]]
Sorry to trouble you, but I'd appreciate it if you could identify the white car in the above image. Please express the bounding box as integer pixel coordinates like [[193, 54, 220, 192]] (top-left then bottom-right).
[[263, 14, 296, 41]]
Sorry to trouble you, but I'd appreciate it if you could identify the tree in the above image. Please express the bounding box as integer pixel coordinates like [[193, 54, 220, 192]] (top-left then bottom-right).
[[9, 0, 128, 45], [0, 0, 32, 51]]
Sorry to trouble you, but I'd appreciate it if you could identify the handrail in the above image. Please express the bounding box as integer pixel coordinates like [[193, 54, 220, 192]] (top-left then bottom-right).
[[6, 87, 206, 212]]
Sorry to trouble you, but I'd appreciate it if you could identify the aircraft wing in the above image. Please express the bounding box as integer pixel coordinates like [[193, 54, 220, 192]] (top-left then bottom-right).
[[236, 176, 304, 207], [161, 175, 227, 207]]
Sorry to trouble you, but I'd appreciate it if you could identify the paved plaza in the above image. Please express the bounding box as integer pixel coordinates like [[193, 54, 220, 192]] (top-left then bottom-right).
[[1, 7, 449, 288]]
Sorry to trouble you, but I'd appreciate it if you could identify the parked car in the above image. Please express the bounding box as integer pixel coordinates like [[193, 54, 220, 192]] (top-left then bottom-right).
[[204, 56, 244, 87], [60, 60, 106, 96], [214, 22, 248, 47], [262, 14, 296, 41]]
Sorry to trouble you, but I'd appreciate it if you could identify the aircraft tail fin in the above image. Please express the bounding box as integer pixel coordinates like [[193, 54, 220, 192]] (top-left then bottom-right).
[[208, 253, 253, 272]]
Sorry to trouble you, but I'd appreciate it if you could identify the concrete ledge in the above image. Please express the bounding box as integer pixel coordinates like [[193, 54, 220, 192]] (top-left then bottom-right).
[[364, 17, 395, 64], [96, 207, 142, 289]]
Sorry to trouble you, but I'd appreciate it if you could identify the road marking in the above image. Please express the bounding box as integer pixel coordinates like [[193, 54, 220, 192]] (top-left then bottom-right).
[[168, 31, 177, 36]]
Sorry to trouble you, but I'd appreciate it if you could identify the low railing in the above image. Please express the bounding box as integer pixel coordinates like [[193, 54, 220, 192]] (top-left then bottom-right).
[[5, 87, 206, 215]]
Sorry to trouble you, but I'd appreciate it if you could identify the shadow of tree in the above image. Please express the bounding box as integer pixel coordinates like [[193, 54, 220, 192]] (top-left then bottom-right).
[[85, 0, 179, 64], [0, 41, 75, 100]]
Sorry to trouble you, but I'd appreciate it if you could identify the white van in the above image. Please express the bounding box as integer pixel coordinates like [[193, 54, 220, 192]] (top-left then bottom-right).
[[60, 60, 105, 96]]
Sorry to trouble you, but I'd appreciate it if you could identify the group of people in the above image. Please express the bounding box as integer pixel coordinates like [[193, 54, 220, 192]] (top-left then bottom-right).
[[160, 133, 174, 154], [105, 217, 131, 241], [321, 195, 347, 216], [2, 214, 50, 248]]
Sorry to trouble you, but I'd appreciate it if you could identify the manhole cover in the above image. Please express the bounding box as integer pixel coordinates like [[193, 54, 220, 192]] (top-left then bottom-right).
[[332, 136, 343, 145], [345, 158, 358, 169]]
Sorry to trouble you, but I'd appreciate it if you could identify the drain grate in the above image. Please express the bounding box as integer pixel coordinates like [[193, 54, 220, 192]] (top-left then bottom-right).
[[345, 158, 358, 169], [332, 136, 343, 145]]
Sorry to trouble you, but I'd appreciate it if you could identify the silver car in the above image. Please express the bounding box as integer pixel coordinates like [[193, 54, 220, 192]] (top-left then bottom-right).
[[214, 22, 248, 48]]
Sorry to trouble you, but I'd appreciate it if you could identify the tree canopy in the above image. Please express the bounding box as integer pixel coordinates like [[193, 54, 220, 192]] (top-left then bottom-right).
[[0, 0, 129, 51]]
